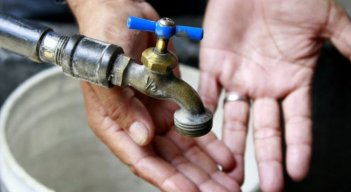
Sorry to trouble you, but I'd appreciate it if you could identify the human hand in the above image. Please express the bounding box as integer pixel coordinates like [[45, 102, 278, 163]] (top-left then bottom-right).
[[200, 0, 351, 191], [67, 0, 241, 191]]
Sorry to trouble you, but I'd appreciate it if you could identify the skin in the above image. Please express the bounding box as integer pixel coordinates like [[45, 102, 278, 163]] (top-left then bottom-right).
[[200, 0, 351, 191], [68, 0, 240, 191], [67, 0, 351, 191]]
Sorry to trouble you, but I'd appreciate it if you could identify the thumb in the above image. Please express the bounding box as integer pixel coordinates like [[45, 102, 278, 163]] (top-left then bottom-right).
[[80, 82, 155, 146], [325, 2, 351, 60]]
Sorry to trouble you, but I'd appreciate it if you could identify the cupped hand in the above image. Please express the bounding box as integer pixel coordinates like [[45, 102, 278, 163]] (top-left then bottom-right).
[[68, 0, 241, 191], [200, 0, 351, 191]]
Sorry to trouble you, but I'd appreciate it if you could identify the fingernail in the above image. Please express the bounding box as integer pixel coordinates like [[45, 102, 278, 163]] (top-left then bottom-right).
[[129, 121, 149, 145]]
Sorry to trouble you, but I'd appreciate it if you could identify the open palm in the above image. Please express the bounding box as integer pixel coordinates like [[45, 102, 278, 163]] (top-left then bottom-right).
[[81, 82, 240, 192], [200, 0, 351, 191]]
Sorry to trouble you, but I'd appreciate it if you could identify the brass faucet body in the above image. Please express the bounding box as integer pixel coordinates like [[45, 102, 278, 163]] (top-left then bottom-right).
[[124, 40, 212, 136]]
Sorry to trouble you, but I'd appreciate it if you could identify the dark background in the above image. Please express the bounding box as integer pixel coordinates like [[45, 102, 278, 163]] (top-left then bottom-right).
[[0, 0, 351, 191]]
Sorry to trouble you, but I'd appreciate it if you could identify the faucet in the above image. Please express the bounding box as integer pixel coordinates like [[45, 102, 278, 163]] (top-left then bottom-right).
[[0, 13, 213, 137]]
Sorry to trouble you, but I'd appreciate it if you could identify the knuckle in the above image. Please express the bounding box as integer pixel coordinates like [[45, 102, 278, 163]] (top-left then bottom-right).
[[254, 127, 281, 140]]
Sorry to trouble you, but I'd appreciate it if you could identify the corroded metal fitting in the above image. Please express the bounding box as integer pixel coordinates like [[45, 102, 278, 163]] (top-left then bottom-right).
[[174, 109, 213, 137]]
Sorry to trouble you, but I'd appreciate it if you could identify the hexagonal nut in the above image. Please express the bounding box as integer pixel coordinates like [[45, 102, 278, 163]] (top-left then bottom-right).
[[141, 48, 177, 73]]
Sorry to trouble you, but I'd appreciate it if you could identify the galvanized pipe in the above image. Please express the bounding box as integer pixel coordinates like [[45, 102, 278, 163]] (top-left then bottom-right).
[[0, 13, 51, 62], [0, 13, 126, 87]]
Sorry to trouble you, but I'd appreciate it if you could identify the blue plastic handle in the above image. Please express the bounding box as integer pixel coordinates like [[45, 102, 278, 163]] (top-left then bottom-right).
[[127, 16, 203, 41], [176, 25, 203, 41], [127, 16, 156, 32]]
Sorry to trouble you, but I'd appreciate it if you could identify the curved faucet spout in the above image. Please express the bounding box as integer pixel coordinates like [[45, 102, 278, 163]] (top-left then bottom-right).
[[121, 62, 213, 137]]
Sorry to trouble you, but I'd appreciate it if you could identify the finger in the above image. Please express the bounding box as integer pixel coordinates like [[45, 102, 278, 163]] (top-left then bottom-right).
[[222, 97, 250, 184], [198, 71, 221, 112], [282, 87, 312, 181], [80, 84, 197, 192], [211, 172, 241, 192], [81, 82, 155, 146], [154, 136, 239, 192], [199, 49, 222, 112], [195, 133, 236, 172], [167, 131, 218, 173], [143, 99, 178, 135], [167, 131, 240, 191], [253, 98, 283, 192], [135, 92, 174, 132], [325, 2, 351, 60], [168, 130, 235, 173]]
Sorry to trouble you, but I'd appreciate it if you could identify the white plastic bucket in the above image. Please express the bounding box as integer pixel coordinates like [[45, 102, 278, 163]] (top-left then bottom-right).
[[0, 65, 258, 191]]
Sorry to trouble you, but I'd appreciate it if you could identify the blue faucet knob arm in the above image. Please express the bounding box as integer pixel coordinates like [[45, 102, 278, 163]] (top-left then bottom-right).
[[176, 25, 203, 41], [127, 16, 156, 32], [127, 16, 204, 41]]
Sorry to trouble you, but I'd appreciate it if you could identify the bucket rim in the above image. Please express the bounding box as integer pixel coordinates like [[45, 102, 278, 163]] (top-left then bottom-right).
[[0, 66, 62, 192]]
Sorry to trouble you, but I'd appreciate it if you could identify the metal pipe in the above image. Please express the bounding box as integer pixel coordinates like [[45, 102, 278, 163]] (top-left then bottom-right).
[[0, 13, 125, 87], [0, 13, 213, 137], [0, 13, 51, 62]]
